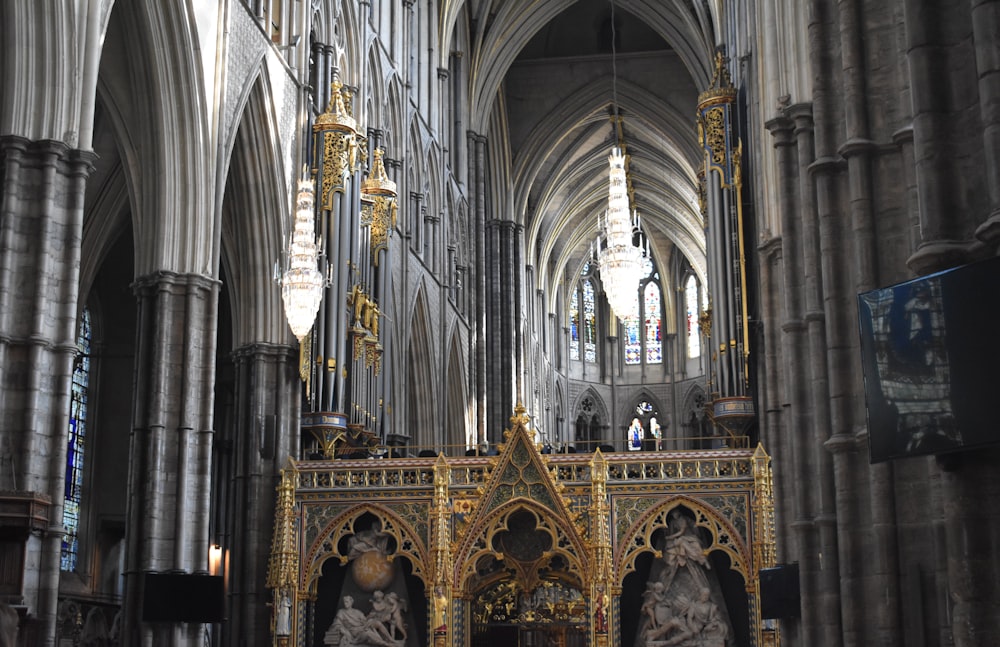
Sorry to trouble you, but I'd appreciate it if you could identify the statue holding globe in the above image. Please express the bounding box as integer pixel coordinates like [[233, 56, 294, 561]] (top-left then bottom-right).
[[349, 522, 395, 592]]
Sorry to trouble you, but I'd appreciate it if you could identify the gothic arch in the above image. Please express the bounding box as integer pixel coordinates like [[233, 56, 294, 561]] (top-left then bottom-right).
[[623, 390, 666, 430], [674, 384, 711, 446], [681, 384, 709, 416], [572, 388, 608, 449], [614, 495, 751, 585], [301, 503, 432, 594], [444, 330, 471, 450], [454, 498, 588, 595], [220, 74, 289, 345], [384, 75, 404, 158], [406, 286, 436, 445], [463, 0, 718, 134], [79, 114, 131, 304], [103, 0, 216, 275], [365, 44, 386, 130], [335, 0, 361, 85]]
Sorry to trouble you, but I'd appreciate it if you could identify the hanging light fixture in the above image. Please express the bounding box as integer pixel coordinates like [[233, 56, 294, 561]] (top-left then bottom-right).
[[597, 0, 644, 320], [279, 168, 326, 340]]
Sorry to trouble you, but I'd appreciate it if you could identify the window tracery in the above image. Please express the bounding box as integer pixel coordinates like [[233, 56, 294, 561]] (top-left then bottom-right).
[[62, 307, 91, 571]]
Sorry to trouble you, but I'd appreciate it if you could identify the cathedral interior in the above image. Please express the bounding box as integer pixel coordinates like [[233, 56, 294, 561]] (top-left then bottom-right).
[[1, 0, 1000, 646]]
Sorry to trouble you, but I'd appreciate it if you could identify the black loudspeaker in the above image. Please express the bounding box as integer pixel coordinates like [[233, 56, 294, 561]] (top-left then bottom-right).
[[759, 563, 800, 619], [142, 572, 225, 623]]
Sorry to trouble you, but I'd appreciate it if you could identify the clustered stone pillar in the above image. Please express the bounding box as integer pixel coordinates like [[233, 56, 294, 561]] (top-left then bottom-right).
[[469, 132, 488, 446], [902, 0, 1000, 644], [485, 219, 521, 439], [763, 1, 1000, 645], [224, 343, 299, 647], [763, 112, 819, 647], [121, 272, 219, 647], [0, 135, 96, 645]]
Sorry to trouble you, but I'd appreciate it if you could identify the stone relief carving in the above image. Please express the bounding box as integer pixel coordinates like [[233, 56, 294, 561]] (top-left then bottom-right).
[[635, 510, 733, 647], [324, 592, 407, 647]]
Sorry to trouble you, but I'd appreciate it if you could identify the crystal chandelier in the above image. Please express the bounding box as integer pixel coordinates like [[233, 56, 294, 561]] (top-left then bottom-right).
[[598, 146, 643, 319], [280, 172, 326, 340], [596, 0, 644, 320]]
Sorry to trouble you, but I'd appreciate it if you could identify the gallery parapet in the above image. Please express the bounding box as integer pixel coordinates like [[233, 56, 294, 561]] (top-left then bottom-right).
[[291, 447, 756, 494]]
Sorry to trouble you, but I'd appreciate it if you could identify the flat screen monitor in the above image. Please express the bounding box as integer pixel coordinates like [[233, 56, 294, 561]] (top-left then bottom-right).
[[857, 255, 1000, 463], [142, 572, 225, 623]]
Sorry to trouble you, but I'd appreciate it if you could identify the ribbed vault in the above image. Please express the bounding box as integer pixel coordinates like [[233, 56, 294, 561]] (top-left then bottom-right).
[[447, 0, 713, 314]]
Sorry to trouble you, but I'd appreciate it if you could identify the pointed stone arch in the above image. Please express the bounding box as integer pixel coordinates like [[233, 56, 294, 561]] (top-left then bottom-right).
[[614, 495, 751, 586], [406, 286, 436, 446], [220, 74, 289, 345], [622, 389, 666, 449], [335, 0, 361, 86], [384, 75, 404, 158], [452, 410, 589, 593], [365, 43, 386, 130], [301, 503, 432, 595], [106, 0, 216, 275], [572, 388, 609, 450], [680, 383, 711, 445], [553, 382, 566, 444], [444, 330, 471, 451]]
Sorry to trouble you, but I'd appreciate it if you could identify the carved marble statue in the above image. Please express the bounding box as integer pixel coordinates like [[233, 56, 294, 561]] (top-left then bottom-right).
[[635, 511, 733, 647], [661, 511, 710, 593], [275, 592, 292, 636], [324, 592, 405, 647], [347, 524, 391, 561]]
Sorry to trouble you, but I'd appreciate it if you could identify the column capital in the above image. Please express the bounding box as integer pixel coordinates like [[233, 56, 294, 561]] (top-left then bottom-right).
[[132, 271, 221, 301]]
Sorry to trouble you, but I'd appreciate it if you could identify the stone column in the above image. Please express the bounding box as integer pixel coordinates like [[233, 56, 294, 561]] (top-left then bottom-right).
[[837, 2, 904, 641], [972, 0, 1000, 244], [224, 343, 299, 647], [485, 219, 519, 437], [764, 113, 815, 646], [470, 132, 487, 445], [901, 2, 1000, 644], [787, 102, 845, 647], [121, 271, 219, 647], [0, 135, 96, 645], [903, 0, 988, 271]]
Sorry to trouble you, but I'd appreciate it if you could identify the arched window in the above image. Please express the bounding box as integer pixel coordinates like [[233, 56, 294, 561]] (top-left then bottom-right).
[[685, 275, 701, 359], [623, 263, 662, 366], [582, 279, 596, 363], [62, 308, 91, 571], [623, 296, 641, 365], [644, 281, 662, 363], [569, 263, 598, 364], [569, 290, 580, 361]]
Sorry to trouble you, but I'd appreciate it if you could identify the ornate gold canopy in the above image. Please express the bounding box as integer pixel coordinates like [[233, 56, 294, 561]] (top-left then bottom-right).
[[267, 407, 777, 647]]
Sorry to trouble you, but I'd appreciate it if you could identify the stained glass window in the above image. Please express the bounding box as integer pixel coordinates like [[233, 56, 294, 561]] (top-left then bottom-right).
[[623, 291, 641, 365], [644, 282, 662, 363], [569, 285, 580, 361], [62, 308, 91, 571], [686, 275, 701, 359], [583, 279, 596, 363]]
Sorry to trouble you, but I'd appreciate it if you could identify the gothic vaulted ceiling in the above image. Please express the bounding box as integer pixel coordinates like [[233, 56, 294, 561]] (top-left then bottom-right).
[[460, 0, 716, 304]]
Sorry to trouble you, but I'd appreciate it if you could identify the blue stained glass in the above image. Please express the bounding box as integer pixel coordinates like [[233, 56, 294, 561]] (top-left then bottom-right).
[[686, 276, 701, 359], [62, 308, 90, 572], [645, 282, 662, 363], [583, 280, 596, 363], [624, 289, 642, 365], [570, 286, 580, 360]]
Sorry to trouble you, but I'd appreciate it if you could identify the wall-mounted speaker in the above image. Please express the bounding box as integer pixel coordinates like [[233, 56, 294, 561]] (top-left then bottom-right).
[[142, 572, 225, 623], [759, 563, 800, 619]]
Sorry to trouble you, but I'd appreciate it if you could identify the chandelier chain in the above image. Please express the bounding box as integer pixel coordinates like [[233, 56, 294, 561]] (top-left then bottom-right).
[[611, 0, 618, 120]]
